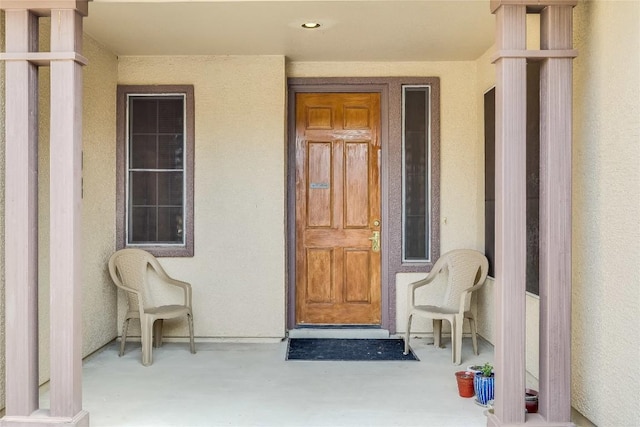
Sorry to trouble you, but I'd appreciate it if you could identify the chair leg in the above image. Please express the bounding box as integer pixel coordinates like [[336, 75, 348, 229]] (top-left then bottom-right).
[[446, 319, 455, 363], [119, 318, 130, 357], [404, 313, 413, 355], [433, 319, 442, 348], [454, 315, 463, 365], [153, 319, 164, 348], [469, 316, 479, 355], [141, 316, 154, 366], [188, 313, 196, 354]]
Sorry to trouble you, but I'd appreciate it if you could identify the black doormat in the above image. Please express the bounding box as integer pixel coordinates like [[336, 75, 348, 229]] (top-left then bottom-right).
[[286, 338, 419, 361]]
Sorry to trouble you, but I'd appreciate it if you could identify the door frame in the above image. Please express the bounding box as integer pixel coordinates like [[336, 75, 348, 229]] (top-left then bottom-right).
[[293, 91, 384, 326], [287, 79, 389, 330], [286, 77, 441, 333]]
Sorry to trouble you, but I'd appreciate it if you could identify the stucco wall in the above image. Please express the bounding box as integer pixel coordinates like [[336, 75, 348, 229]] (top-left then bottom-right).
[[38, 27, 52, 386], [81, 31, 119, 355], [572, 0, 640, 424], [114, 58, 479, 340], [117, 56, 287, 339], [0, 10, 5, 413]]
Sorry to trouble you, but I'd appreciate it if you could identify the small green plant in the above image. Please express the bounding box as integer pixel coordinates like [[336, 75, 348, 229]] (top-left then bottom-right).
[[480, 362, 494, 377]]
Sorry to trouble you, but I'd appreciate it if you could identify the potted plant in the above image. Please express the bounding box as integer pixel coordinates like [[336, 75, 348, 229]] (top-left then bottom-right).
[[455, 371, 475, 398], [466, 364, 484, 375], [474, 362, 495, 406]]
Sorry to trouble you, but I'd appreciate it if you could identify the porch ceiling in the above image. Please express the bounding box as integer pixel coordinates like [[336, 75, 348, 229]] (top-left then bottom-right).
[[85, 0, 495, 61]]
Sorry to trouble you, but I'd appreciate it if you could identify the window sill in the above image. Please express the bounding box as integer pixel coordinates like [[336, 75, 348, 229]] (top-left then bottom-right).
[[122, 244, 193, 258]]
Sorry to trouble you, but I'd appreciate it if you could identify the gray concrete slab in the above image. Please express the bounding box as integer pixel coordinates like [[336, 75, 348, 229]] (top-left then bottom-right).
[[43, 337, 496, 426]]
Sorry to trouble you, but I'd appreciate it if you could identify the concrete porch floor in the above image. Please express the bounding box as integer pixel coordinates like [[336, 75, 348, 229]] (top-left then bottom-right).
[[30, 336, 598, 427], [37, 336, 494, 426], [36, 336, 593, 427]]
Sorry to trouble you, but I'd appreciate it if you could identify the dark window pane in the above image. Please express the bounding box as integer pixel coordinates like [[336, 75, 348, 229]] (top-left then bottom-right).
[[130, 172, 158, 205], [130, 207, 157, 243], [130, 134, 157, 169], [158, 135, 184, 169], [130, 98, 157, 133], [157, 207, 184, 243], [405, 90, 427, 132], [405, 217, 426, 260], [158, 98, 184, 134], [403, 87, 430, 261], [157, 172, 183, 206], [127, 94, 186, 246]]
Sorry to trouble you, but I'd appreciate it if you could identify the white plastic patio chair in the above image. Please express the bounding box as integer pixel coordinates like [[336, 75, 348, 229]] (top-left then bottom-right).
[[108, 248, 196, 366], [403, 249, 489, 365]]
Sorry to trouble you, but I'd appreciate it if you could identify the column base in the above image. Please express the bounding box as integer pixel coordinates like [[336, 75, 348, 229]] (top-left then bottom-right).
[[487, 412, 575, 427], [1, 410, 89, 427]]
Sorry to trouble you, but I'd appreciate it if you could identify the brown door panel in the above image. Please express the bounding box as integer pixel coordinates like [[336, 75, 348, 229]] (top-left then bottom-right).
[[295, 93, 381, 325]]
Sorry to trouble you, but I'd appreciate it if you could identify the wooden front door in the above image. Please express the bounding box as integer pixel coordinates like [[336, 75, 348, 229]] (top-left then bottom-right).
[[295, 92, 381, 325]]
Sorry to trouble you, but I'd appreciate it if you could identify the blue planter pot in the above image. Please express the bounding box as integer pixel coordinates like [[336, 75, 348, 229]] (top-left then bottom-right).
[[474, 374, 495, 406]]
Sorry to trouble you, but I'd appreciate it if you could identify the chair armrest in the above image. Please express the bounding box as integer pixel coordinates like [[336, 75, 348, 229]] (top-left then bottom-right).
[[458, 280, 486, 312], [114, 281, 140, 296], [108, 260, 141, 296], [164, 278, 193, 308], [113, 283, 145, 318], [149, 257, 193, 308], [109, 270, 143, 299], [407, 268, 440, 307]]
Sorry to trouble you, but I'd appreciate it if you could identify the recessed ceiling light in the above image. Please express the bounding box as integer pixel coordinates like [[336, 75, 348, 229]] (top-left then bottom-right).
[[301, 22, 321, 29]]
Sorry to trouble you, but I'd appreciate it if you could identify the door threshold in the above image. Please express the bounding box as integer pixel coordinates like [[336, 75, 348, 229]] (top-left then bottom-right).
[[288, 327, 390, 339]]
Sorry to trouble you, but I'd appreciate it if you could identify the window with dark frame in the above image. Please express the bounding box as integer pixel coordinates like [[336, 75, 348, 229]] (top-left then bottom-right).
[[116, 85, 194, 257], [403, 86, 431, 262], [128, 95, 185, 245]]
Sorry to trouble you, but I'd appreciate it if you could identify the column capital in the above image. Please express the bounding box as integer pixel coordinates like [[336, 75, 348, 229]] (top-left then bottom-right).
[[0, 1, 88, 16], [490, 0, 577, 14], [491, 49, 577, 63]]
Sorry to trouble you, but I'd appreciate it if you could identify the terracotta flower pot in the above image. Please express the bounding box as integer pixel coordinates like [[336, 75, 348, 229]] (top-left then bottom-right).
[[455, 371, 475, 398]]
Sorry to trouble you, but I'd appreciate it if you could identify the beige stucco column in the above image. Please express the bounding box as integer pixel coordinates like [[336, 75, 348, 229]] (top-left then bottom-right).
[[0, 2, 89, 426], [488, 1, 577, 426]]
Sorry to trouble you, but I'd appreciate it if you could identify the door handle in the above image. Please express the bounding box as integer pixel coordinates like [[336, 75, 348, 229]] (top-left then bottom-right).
[[369, 231, 380, 253]]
